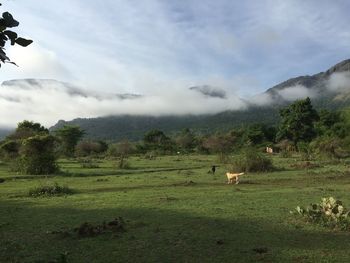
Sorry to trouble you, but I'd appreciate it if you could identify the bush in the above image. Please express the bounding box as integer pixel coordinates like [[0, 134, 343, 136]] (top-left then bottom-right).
[[29, 182, 73, 197], [280, 150, 292, 158], [292, 197, 350, 230], [78, 158, 100, 169], [19, 135, 58, 175], [217, 152, 231, 164], [0, 140, 20, 159], [297, 142, 314, 161], [75, 140, 108, 157], [311, 136, 349, 160], [230, 148, 273, 172], [117, 157, 130, 169]]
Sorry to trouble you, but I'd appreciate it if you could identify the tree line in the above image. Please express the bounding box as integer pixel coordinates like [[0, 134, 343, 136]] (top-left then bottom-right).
[[1, 97, 349, 174]]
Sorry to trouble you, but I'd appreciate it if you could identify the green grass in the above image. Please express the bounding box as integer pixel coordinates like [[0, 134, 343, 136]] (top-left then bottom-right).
[[1, 154, 350, 262]]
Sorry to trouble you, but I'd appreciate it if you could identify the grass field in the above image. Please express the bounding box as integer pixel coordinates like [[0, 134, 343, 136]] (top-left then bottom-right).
[[1, 154, 350, 262]]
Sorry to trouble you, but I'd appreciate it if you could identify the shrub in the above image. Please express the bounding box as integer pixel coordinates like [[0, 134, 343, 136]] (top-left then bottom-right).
[[280, 150, 292, 158], [297, 141, 314, 161], [230, 148, 273, 172], [117, 157, 130, 169], [292, 197, 350, 230], [29, 182, 73, 197], [19, 135, 58, 175], [311, 136, 349, 160], [144, 151, 157, 160], [78, 158, 100, 169], [0, 140, 20, 159], [217, 152, 231, 164]]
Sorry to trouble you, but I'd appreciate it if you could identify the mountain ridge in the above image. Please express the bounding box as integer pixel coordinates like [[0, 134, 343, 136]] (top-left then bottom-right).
[[50, 59, 350, 141], [1, 59, 350, 141]]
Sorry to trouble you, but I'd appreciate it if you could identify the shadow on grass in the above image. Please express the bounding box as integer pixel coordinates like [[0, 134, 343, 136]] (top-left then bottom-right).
[[1, 199, 350, 263], [5, 166, 204, 180]]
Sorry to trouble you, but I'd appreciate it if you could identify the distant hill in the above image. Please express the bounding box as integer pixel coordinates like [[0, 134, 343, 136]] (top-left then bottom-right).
[[264, 59, 350, 109], [2, 60, 350, 142], [50, 59, 350, 141], [50, 107, 278, 141]]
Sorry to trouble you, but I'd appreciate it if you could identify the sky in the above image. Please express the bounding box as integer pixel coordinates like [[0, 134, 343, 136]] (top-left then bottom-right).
[[0, 0, 350, 127]]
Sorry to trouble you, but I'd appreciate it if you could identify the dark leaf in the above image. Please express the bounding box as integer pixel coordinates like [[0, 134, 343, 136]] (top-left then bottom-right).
[[6, 61, 18, 66], [0, 49, 9, 61], [2, 12, 19, 28], [4, 30, 17, 40], [15, 37, 33, 47]]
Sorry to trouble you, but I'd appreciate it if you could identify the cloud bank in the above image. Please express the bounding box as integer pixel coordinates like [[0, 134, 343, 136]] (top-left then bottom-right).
[[0, 79, 246, 128], [1, 68, 350, 129], [327, 72, 350, 92]]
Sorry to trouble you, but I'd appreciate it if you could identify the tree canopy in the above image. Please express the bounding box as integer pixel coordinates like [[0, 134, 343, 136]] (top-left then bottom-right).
[[55, 125, 85, 157], [277, 97, 319, 146]]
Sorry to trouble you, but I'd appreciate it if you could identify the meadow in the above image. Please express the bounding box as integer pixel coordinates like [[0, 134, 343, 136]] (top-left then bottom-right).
[[1, 154, 350, 263]]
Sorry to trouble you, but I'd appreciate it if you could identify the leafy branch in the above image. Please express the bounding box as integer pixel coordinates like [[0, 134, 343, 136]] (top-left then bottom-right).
[[0, 3, 33, 67]]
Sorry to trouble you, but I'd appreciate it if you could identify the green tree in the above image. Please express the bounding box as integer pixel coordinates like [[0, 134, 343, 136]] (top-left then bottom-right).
[[55, 125, 85, 157], [75, 140, 107, 157], [19, 135, 58, 175], [7, 120, 49, 140], [0, 2, 33, 67], [1, 121, 49, 158], [201, 133, 234, 154], [277, 97, 319, 147], [175, 128, 196, 152], [143, 129, 172, 153], [0, 140, 20, 159]]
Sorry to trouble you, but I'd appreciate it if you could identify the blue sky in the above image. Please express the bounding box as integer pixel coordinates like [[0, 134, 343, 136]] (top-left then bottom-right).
[[0, 0, 350, 126]]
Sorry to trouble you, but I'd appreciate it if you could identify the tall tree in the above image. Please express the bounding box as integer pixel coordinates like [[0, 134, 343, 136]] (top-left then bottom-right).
[[0, 2, 33, 67], [277, 97, 319, 147], [143, 129, 172, 152], [7, 120, 49, 140], [55, 125, 85, 157], [175, 128, 196, 152]]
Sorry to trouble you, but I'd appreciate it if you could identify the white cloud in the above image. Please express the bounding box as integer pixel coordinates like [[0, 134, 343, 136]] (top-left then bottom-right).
[[277, 85, 317, 101], [0, 80, 247, 128], [1, 45, 71, 81], [0, 0, 350, 128], [327, 72, 350, 92], [250, 92, 274, 106]]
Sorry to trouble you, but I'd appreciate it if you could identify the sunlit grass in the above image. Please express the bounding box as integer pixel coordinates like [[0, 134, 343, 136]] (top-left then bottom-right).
[[1, 154, 350, 262]]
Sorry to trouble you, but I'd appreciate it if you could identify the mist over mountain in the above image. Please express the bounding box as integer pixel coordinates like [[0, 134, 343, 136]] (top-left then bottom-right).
[[1, 59, 350, 141], [50, 59, 350, 141], [189, 85, 227, 99], [262, 59, 350, 106], [1, 79, 142, 101]]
